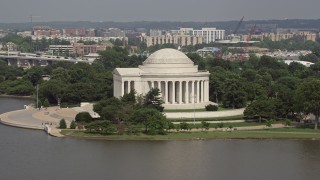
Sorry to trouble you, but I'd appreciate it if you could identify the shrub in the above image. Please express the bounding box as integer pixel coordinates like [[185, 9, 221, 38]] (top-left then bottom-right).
[[42, 99, 50, 107], [284, 119, 291, 126], [85, 120, 116, 134], [180, 122, 191, 131], [217, 122, 224, 128], [205, 104, 218, 111], [201, 121, 210, 130], [59, 119, 67, 129], [168, 122, 175, 130], [75, 112, 93, 123], [70, 120, 77, 129], [266, 120, 274, 127]]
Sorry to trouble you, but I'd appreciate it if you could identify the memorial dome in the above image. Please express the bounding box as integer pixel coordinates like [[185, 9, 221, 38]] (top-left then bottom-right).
[[143, 48, 194, 65]]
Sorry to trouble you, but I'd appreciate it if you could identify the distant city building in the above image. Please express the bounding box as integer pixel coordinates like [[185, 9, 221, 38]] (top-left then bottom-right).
[[141, 34, 203, 47], [63, 28, 86, 37], [62, 28, 96, 37], [149, 29, 167, 36], [5, 42, 17, 51], [241, 31, 317, 42], [103, 28, 125, 38], [126, 32, 143, 45], [17, 31, 32, 38], [171, 28, 225, 43], [49, 42, 113, 55], [32, 35, 127, 44], [33, 26, 60, 36], [196, 47, 220, 57]]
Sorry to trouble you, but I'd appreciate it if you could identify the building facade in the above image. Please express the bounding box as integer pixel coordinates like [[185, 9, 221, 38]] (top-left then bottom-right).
[[49, 43, 112, 55], [241, 31, 317, 42], [113, 48, 211, 109], [141, 35, 203, 47]]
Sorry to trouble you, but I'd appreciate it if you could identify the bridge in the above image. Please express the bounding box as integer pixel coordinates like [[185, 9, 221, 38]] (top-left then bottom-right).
[[0, 51, 90, 68]]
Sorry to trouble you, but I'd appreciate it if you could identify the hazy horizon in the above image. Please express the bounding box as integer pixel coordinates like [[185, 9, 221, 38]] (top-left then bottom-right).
[[1, 0, 320, 23]]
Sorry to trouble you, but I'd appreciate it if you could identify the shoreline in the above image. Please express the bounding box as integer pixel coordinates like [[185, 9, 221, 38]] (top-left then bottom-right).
[[0, 94, 34, 99], [1, 108, 320, 141], [61, 129, 320, 141]]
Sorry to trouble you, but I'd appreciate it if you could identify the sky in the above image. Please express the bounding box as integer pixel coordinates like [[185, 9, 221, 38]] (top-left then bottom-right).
[[0, 0, 319, 23]]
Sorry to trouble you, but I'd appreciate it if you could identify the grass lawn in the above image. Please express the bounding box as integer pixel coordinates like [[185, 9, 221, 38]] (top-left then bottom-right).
[[163, 105, 235, 113], [174, 121, 269, 129], [61, 127, 320, 140]]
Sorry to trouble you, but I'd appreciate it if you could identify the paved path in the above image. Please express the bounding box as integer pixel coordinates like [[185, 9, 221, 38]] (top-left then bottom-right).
[[165, 108, 245, 119], [172, 120, 245, 124], [0, 107, 73, 137]]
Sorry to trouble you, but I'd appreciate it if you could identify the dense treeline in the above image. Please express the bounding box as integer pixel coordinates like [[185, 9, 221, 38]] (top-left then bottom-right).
[[255, 38, 320, 51], [0, 34, 71, 53], [1, 45, 320, 129]]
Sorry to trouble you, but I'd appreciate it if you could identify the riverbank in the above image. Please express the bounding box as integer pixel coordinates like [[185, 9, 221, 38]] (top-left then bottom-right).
[[0, 94, 33, 99], [61, 128, 320, 140], [2, 106, 319, 141]]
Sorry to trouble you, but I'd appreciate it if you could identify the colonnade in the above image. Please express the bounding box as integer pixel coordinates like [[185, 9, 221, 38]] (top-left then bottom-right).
[[122, 80, 209, 104]]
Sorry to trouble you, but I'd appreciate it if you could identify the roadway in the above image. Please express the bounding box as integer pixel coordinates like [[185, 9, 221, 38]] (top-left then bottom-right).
[[0, 54, 90, 63]]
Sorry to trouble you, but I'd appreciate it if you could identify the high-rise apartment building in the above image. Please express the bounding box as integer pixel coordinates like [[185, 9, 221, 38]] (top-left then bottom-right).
[[171, 28, 225, 43]]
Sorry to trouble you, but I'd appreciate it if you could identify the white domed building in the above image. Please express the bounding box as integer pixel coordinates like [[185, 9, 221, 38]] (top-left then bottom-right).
[[113, 48, 211, 109]]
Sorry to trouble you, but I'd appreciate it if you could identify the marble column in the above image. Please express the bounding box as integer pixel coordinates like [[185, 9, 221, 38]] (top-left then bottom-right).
[[128, 81, 131, 94], [201, 80, 205, 102], [121, 81, 124, 96], [191, 81, 195, 103], [196, 81, 199, 103], [179, 81, 182, 104], [206, 80, 209, 102], [186, 81, 189, 104], [172, 81, 176, 104], [165, 81, 168, 104]]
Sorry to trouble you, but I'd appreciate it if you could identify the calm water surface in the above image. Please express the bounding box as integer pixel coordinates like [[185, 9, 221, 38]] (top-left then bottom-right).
[[0, 96, 320, 180]]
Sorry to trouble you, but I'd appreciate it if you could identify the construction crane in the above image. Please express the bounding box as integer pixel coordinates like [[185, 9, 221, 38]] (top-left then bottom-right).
[[233, 16, 244, 35], [245, 24, 258, 53]]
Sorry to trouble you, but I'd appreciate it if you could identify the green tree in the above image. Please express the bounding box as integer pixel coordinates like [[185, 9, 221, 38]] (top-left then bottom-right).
[[180, 122, 191, 131], [23, 66, 43, 86], [244, 99, 276, 123], [59, 119, 67, 129], [70, 120, 77, 129], [144, 88, 164, 112], [75, 112, 93, 123], [39, 79, 66, 104], [121, 89, 136, 104], [294, 78, 320, 129], [132, 108, 167, 134], [222, 78, 247, 108]]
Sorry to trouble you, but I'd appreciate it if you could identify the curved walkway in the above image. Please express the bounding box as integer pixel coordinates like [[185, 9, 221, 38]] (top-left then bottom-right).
[[164, 108, 245, 119], [0, 107, 74, 136]]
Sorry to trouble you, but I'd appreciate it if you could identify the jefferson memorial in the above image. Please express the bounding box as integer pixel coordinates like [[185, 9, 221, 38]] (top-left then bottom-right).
[[113, 48, 211, 109]]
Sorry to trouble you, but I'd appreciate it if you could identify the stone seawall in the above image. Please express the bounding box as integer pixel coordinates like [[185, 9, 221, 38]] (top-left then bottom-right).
[[0, 110, 43, 130]]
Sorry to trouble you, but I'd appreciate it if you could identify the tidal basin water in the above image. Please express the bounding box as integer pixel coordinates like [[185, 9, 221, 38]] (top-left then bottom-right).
[[0, 96, 319, 180]]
